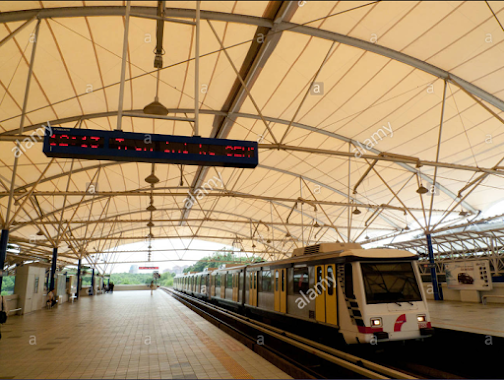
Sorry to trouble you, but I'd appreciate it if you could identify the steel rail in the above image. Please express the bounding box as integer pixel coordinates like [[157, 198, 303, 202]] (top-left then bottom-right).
[[165, 288, 417, 379]]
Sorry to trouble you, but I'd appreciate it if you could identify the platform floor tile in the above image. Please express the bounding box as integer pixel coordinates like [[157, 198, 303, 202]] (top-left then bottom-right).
[[0, 290, 291, 379], [428, 300, 504, 337]]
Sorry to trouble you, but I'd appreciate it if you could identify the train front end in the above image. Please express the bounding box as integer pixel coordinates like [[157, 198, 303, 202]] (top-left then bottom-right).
[[340, 249, 434, 344]]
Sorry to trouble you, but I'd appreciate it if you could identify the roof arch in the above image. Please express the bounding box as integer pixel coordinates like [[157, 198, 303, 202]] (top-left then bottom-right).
[[1, 1, 504, 269]]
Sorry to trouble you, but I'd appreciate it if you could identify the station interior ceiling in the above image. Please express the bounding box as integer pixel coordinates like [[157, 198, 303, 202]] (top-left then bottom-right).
[[1, 1, 504, 273]]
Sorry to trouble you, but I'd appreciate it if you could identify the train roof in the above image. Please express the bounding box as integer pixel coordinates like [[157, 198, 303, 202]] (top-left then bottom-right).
[[176, 245, 417, 276]]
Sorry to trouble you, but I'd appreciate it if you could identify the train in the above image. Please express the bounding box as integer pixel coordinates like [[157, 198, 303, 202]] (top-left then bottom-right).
[[174, 242, 434, 345]]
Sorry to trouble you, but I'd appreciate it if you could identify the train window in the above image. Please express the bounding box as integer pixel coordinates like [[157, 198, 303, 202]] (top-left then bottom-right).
[[345, 264, 355, 299], [262, 271, 272, 292], [226, 273, 233, 289], [316, 267, 323, 294], [275, 270, 279, 291], [249, 273, 252, 289], [282, 270, 285, 292], [216, 274, 221, 287], [293, 268, 309, 294], [327, 266, 334, 296], [361, 262, 422, 304]]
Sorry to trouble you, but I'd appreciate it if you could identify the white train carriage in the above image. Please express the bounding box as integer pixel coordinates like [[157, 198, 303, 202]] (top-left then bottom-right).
[[173, 243, 433, 344]]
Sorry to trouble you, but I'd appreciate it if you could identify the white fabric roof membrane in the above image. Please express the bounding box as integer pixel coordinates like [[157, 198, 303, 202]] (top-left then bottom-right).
[[1, 1, 504, 265]]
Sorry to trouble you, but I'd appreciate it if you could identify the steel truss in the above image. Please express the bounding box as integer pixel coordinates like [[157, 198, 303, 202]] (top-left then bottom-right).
[[386, 227, 504, 276], [2, 3, 504, 273]]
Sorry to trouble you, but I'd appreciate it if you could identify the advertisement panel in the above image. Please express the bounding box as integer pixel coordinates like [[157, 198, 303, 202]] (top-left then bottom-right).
[[445, 260, 492, 290]]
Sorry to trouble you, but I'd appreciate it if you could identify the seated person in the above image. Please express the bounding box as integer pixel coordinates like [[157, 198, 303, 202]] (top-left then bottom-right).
[[46, 290, 57, 308]]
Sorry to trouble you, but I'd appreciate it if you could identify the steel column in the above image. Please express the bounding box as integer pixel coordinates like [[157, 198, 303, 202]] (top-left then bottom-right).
[[426, 234, 442, 301], [5, 19, 41, 227], [76, 258, 81, 299], [0, 230, 9, 294], [116, 0, 131, 131], [194, 0, 200, 136], [49, 247, 58, 291], [91, 268, 95, 295]]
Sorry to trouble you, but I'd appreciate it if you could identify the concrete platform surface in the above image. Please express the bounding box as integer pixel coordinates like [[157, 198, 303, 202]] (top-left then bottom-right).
[[0, 290, 291, 379], [428, 300, 504, 337]]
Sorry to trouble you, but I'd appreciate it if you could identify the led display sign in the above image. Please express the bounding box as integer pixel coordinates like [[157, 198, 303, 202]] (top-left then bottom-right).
[[43, 127, 258, 168]]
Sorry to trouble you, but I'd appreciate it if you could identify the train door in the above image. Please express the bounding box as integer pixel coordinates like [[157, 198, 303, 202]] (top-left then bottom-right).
[[210, 275, 216, 297], [274, 269, 287, 313], [220, 274, 226, 299], [253, 272, 258, 306], [248, 271, 258, 306], [232, 273, 238, 302], [315, 264, 337, 325]]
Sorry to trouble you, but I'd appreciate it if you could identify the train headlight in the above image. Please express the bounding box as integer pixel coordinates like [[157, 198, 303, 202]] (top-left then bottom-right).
[[370, 317, 382, 327], [417, 315, 426, 322]]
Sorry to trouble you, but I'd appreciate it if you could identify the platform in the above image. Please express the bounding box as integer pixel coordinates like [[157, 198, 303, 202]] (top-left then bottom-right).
[[428, 300, 504, 338], [0, 290, 291, 379]]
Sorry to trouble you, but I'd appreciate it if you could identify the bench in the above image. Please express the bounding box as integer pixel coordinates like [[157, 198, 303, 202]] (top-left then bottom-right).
[[482, 295, 504, 305]]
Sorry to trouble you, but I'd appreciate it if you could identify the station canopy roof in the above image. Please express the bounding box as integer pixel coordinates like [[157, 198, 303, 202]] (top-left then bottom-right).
[[1, 1, 504, 265]]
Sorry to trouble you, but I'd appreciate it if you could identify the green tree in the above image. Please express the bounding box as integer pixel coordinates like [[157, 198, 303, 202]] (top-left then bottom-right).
[[183, 250, 264, 273], [1, 276, 15, 296]]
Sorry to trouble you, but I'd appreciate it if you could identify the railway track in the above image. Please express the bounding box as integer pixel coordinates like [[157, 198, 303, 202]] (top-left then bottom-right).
[[164, 287, 426, 379]]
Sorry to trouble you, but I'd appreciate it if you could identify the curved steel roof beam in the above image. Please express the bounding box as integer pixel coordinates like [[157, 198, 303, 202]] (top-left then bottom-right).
[[68, 224, 294, 258], [12, 207, 392, 231], [0, 6, 502, 112], [8, 190, 340, 243], [0, 109, 477, 213]]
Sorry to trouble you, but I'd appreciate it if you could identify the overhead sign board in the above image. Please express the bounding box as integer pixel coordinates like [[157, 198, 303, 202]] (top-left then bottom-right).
[[43, 127, 258, 168], [445, 260, 492, 291], [139, 267, 159, 270]]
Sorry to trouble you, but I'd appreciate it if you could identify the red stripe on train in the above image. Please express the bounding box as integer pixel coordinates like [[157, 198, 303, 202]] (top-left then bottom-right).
[[357, 326, 383, 333], [394, 314, 407, 332]]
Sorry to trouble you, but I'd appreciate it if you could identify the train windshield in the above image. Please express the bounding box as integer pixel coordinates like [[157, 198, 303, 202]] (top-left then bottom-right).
[[361, 262, 422, 304]]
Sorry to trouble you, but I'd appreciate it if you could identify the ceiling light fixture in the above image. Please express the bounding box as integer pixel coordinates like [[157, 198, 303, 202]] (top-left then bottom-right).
[[416, 185, 429, 194], [147, 204, 156, 212], [143, 99, 168, 116], [147, 221, 154, 227], [352, 208, 361, 215], [145, 173, 160, 184], [36, 230, 44, 236]]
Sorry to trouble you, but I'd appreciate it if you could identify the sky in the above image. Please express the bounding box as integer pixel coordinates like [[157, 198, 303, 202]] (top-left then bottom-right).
[[87, 238, 249, 274]]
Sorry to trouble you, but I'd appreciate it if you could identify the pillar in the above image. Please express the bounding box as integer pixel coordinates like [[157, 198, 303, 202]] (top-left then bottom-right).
[[0, 229, 9, 294], [76, 259, 81, 299], [90, 268, 95, 295], [49, 247, 58, 291], [426, 233, 443, 300]]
